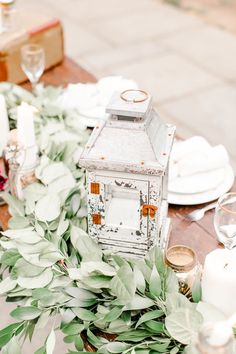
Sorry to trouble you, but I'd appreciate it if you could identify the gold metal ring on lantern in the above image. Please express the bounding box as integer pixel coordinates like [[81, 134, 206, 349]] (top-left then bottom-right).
[[120, 89, 149, 103]]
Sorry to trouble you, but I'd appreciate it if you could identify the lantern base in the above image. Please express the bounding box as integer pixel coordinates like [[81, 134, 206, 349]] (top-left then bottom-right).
[[97, 217, 171, 260]]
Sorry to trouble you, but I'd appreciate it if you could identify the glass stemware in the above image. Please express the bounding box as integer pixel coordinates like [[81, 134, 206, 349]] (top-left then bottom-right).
[[21, 44, 45, 91], [214, 192, 236, 249]]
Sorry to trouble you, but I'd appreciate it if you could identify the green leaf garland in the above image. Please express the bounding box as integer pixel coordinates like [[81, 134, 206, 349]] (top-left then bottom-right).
[[0, 83, 221, 354]]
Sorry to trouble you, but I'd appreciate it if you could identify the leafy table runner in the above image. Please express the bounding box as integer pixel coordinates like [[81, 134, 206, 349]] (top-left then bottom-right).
[[0, 58, 235, 354]]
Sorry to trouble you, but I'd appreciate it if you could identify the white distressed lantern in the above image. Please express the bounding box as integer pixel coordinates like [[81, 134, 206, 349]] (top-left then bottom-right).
[[79, 89, 175, 258]]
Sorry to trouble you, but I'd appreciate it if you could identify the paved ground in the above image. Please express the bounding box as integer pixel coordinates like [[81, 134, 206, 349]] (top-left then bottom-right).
[[181, 0, 236, 34], [17, 0, 236, 171], [1, 1, 236, 352]]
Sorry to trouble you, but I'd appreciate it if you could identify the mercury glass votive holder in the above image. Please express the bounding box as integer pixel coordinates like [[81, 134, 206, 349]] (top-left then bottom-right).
[[165, 245, 201, 296]]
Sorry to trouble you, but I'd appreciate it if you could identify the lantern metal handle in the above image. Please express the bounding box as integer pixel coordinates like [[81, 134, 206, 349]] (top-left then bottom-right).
[[142, 204, 158, 218], [120, 89, 149, 103]]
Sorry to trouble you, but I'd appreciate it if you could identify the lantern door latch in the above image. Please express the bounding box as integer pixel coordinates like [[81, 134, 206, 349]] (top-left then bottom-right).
[[92, 214, 102, 225], [142, 204, 157, 218], [91, 182, 100, 194]]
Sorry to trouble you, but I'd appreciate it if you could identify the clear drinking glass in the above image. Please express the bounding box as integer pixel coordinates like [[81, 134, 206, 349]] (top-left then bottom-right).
[[21, 44, 45, 91], [214, 192, 236, 249]]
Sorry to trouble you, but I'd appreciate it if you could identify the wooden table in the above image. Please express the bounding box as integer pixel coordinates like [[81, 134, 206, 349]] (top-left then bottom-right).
[[0, 57, 235, 265]]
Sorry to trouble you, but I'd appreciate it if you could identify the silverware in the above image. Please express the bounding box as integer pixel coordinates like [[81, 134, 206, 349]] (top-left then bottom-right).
[[184, 201, 217, 222]]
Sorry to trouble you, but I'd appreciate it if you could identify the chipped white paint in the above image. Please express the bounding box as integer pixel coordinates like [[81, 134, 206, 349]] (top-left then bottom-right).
[[79, 90, 175, 258]]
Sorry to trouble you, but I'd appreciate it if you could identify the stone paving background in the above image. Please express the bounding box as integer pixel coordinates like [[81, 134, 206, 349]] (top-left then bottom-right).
[[1, 0, 236, 352], [17, 0, 236, 172]]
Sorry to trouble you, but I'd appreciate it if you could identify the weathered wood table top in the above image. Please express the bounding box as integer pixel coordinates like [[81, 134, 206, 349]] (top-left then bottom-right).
[[0, 57, 235, 267]]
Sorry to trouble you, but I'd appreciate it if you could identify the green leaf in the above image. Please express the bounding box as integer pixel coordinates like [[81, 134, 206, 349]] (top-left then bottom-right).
[[80, 262, 116, 277], [38, 161, 71, 185], [116, 330, 151, 342], [35, 195, 61, 222], [8, 216, 30, 229], [0, 323, 23, 348], [149, 265, 161, 298], [46, 329, 56, 354], [62, 323, 84, 336], [165, 308, 203, 344], [149, 340, 171, 351], [133, 265, 146, 294], [165, 292, 193, 315], [136, 310, 164, 328], [64, 335, 78, 344], [0, 250, 21, 266], [144, 320, 164, 333], [86, 328, 107, 347], [110, 265, 136, 305], [147, 246, 166, 274], [105, 341, 131, 353], [134, 260, 151, 283], [24, 182, 47, 202], [34, 346, 46, 354], [2, 228, 42, 244], [17, 268, 53, 289], [166, 268, 179, 294], [1, 193, 24, 217], [11, 307, 42, 321], [2, 336, 21, 354], [108, 319, 130, 334], [191, 272, 202, 303], [57, 217, 69, 237], [103, 307, 124, 322], [75, 335, 84, 351], [73, 308, 97, 321], [124, 295, 155, 310], [0, 277, 17, 295], [70, 226, 102, 261], [65, 287, 96, 299], [36, 310, 52, 330], [80, 275, 111, 290]]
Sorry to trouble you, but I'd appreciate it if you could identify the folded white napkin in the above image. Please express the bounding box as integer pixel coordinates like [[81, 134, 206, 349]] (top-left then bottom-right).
[[169, 137, 230, 194], [57, 76, 138, 126], [170, 137, 229, 180]]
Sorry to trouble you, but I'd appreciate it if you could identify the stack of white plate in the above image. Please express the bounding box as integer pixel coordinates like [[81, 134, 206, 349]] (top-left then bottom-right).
[[57, 76, 138, 128], [168, 137, 234, 205]]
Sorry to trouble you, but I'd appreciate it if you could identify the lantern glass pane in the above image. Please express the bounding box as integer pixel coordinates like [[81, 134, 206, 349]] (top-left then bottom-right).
[[105, 185, 140, 230]]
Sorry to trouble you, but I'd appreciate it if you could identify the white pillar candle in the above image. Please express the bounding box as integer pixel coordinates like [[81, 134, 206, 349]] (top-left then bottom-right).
[[0, 94, 9, 155], [17, 102, 36, 148], [17, 102, 37, 168], [202, 249, 236, 317]]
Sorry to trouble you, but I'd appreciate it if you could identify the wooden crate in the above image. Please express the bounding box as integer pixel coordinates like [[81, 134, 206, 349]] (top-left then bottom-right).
[[0, 11, 64, 83]]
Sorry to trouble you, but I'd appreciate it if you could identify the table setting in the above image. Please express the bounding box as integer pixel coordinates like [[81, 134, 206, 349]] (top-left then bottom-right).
[[0, 39, 235, 353]]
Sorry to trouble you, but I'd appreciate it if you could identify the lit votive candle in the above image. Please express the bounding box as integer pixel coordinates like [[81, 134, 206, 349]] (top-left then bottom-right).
[[165, 245, 201, 295]]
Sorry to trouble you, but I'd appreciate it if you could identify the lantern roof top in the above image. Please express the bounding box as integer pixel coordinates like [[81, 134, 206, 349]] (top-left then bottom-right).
[[106, 90, 152, 119], [79, 91, 175, 176]]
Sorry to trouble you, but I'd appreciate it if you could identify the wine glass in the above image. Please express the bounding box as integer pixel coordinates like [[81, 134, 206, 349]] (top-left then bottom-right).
[[214, 192, 236, 249], [21, 44, 45, 91]]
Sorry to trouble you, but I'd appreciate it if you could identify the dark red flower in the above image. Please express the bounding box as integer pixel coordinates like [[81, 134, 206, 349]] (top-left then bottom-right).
[[0, 172, 7, 191]]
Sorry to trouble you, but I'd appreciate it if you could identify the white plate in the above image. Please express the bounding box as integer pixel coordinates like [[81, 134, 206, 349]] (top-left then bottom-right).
[[169, 167, 226, 194], [168, 165, 235, 205]]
